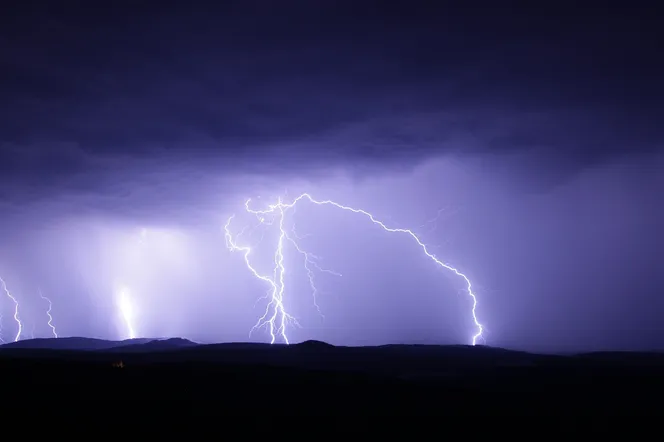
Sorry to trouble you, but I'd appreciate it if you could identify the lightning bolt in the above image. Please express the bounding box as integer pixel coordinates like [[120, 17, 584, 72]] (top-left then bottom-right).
[[0, 314, 5, 344], [117, 288, 136, 339], [0, 275, 23, 342], [39, 289, 58, 338], [224, 193, 484, 346], [287, 224, 342, 318], [225, 207, 298, 344], [418, 206, 459, 233], [114, 229, 146, 341]]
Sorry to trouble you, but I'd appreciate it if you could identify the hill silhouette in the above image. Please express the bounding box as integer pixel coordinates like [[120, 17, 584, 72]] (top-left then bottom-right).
[[0, 336, 154, 351], [1, 337, 662, 416], [103, 337, 199, 352]]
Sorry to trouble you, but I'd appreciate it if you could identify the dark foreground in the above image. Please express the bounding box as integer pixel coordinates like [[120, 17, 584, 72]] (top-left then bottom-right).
[[1, 338, 663, 416]]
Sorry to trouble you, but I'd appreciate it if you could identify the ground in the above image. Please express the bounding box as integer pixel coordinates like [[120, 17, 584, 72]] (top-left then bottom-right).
[[1, 338, 662, 416]]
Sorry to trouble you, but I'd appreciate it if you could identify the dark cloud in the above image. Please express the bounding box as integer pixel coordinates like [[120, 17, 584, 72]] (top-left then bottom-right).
[[0, 2, 662, 216], [2, 3, 662, 158]]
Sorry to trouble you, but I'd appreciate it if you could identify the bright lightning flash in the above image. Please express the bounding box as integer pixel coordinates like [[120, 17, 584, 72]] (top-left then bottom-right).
[[39, 289, 58, 338], [224, 193, 484, 346], [0, 275, 23, 342], [117, 288, 136, 339]]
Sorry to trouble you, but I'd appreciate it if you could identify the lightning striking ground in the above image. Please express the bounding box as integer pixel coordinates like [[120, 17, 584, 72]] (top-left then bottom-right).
[[224, 193, 484, 346], [0, 275, 23, 342], [117, 288, 136, 339], [114, 229, 146, 340], [39, 289, 58, 338], [225, 209, 298, 344]]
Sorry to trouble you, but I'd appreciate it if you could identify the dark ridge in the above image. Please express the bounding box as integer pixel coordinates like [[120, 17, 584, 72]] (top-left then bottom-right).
[[4, 337, 664, 373], [0, 337, 153, 351], [295, 340, 335, 348], [104, 337, 199, 353], [575, 351, 664, 366], [159, 337, 199, 346]]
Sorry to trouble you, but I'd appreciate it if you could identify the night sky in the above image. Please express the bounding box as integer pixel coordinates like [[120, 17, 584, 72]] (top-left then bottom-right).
[[1, 2, 662, 352]]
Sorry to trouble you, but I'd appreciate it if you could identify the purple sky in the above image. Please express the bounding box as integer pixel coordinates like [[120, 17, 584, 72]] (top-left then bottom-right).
[[0, 3, 662, 352]]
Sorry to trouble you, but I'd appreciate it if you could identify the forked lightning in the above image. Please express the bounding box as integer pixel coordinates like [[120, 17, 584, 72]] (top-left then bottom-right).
[[224, 193, 484, 345]]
